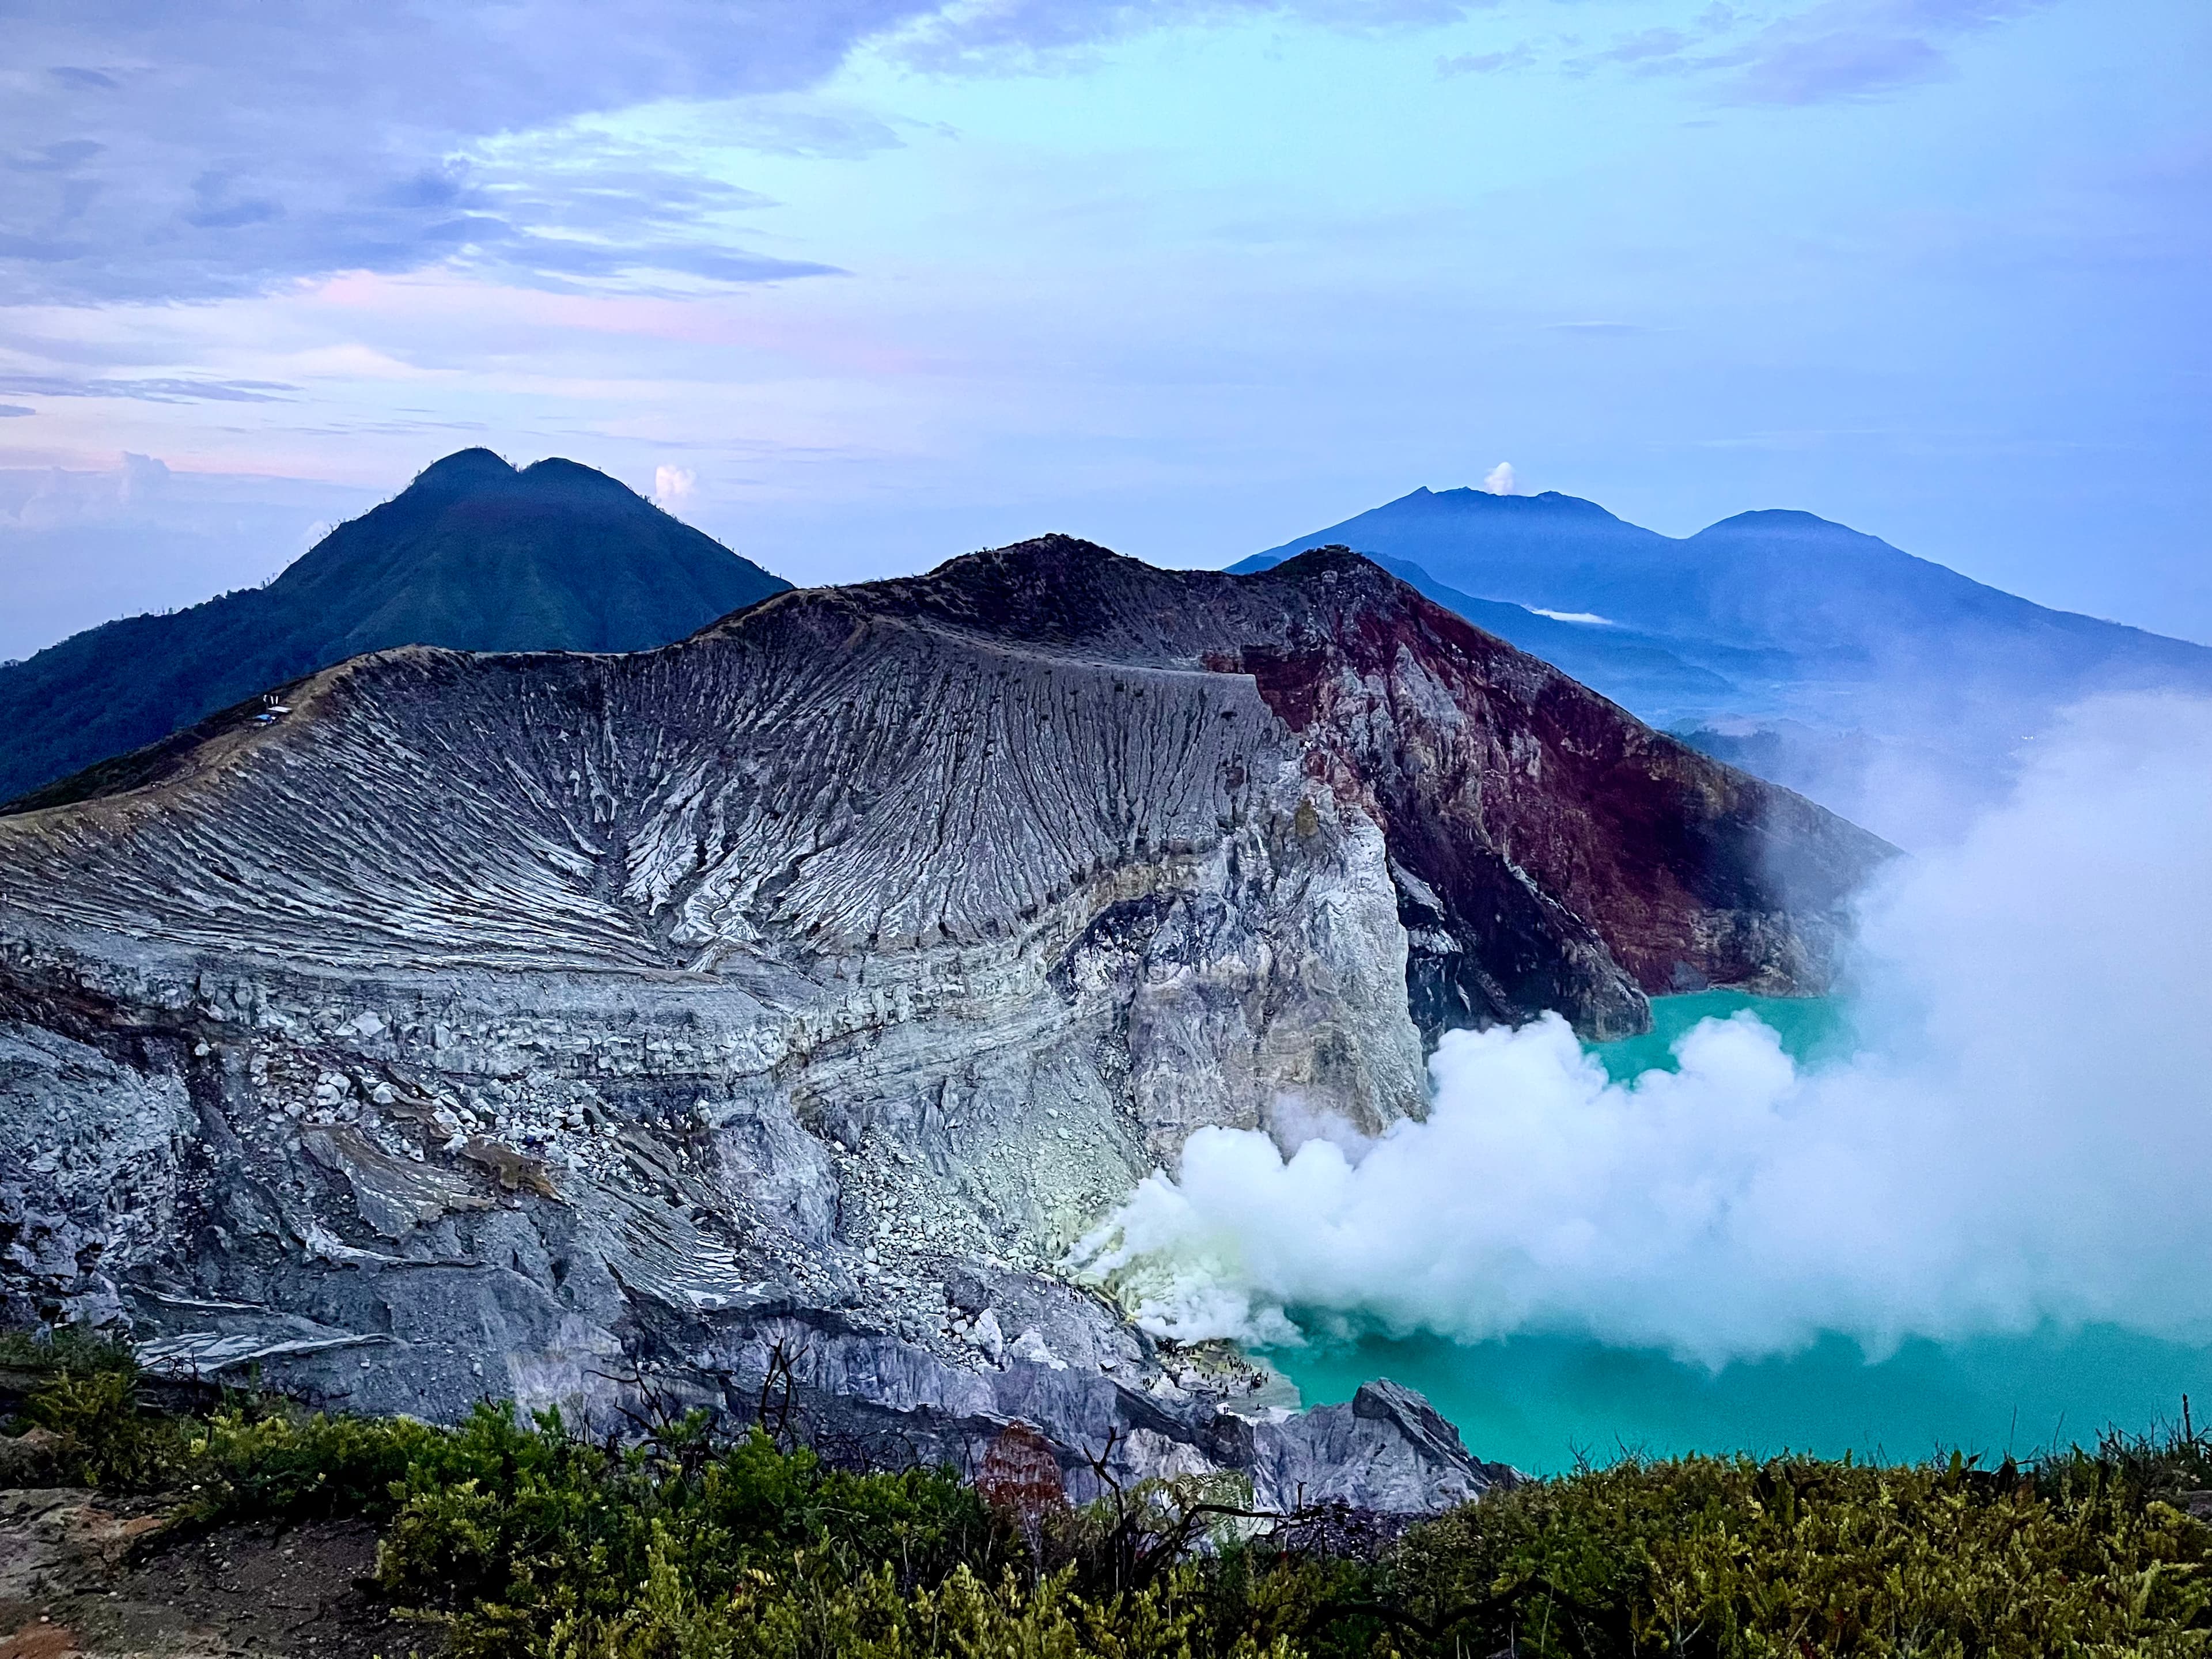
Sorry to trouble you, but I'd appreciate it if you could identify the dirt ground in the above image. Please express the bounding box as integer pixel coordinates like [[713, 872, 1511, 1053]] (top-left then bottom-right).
[[0, 1488, 418, 1659]]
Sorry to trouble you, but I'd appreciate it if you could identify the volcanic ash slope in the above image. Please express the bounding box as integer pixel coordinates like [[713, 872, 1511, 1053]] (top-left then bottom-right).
[[0, 538, 1886, 1508]]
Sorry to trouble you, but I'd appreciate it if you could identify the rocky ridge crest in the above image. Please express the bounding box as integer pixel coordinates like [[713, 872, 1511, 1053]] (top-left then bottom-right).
[[0, 539, 1887, 1508]]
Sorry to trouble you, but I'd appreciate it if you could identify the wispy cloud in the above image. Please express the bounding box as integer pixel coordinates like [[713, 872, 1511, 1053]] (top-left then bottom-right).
[[278, 419, 494, 438], [889, 1, 1491, 73], [5, 0, 1510, 308], [2, 1, 935, 306], [1529, 607, 1616, 624], [1571, 25, 1700, 69], [1527, 0, 2049, 106], [0, 373, 298, 404], [1437, 42, 1537, 77], [1709, 0, 2046, 105]]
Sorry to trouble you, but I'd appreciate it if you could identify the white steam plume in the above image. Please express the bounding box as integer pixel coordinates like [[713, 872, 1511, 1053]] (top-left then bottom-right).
[[1482, 461, 1517, 495], [1074, 694, 2212, 1366]]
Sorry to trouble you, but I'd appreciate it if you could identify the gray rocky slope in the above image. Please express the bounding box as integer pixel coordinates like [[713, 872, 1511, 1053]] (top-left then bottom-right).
[[0, 539, 1887, 1510]]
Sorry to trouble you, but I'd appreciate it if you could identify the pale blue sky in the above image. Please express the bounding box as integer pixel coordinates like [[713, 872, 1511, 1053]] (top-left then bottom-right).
[[2, 0, 2206, 658]]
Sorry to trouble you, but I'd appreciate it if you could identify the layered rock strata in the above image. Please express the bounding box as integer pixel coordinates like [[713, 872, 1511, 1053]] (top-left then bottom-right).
[[0, 540, 1887, 1508]]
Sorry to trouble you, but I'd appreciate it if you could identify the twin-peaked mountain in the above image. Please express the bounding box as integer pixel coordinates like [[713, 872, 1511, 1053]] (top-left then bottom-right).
[[1237, 487, 2212, 842], [1243, 486, 2210, 684], [0, 449, 787, 806]]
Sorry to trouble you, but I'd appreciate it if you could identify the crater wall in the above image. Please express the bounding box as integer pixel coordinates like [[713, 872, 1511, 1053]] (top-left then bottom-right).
[[0, 540, 1886, 1505]]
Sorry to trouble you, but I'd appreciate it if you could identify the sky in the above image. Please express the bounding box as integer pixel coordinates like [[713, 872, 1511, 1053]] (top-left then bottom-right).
[[2, 0, 2207, 661]]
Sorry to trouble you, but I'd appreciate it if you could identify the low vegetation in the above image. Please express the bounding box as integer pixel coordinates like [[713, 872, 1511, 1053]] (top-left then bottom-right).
[[5, 1330, 2212, 1657]]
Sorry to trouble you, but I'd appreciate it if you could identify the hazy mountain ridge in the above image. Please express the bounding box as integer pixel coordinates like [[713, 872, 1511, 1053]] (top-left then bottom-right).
[[1235, 487, 2212, 841], [1354, 554, 1751, 724], [0, 449, 789, 806]]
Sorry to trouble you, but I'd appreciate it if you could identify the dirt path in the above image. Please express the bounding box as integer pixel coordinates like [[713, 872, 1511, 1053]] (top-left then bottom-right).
[[0, 1490, 412, 1659]]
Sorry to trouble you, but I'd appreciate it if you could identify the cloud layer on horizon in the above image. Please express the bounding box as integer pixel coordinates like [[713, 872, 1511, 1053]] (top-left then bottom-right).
[[0, 454, 376, 659]]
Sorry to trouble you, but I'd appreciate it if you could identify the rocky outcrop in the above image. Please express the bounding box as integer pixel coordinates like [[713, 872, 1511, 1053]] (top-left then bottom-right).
[[0, 539, 1886, 1509]]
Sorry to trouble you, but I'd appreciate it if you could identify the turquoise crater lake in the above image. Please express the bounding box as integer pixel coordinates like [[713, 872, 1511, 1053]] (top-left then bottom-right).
[[1264, 993, 2212, 1475]]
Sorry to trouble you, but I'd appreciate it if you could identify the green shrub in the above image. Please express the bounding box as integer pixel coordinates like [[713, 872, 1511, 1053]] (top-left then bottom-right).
[[10, 1323, 2212, 1657], [0, 1324, 140, 1375], [17, 1358, 187, 1488], [183, 1402, 441, 1523], [1391, 1450, 2212, 1656], [547, 1548, 1304, 1659], [372, 1407, 1016, 1658]]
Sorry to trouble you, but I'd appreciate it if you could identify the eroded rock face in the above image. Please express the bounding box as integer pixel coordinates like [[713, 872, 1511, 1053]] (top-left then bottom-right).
[[0, 540, 1887, 1509]]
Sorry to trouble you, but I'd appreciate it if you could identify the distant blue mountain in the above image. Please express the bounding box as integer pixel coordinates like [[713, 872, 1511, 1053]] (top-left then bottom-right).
[[0, 449, 789, 808], [1353, 555, 1750, 724], [1238, 487, 2207, 679], [1235, 488, 2212, 842]]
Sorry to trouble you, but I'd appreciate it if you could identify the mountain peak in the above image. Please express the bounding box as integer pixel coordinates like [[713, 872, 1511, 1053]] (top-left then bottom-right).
[[1431, 487, 1624, 521], [0, 449, 790, 806], [958, 531, 1130, 570], [1694, 507, 1861, 538], [1268, 541, 1389, 579], [408, 447, 517, 493], [517, 455, 649, 503], [403, 449, 646, 510]]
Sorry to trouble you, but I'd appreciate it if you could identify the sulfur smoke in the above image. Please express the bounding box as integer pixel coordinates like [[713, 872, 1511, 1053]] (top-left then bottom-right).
[[1074, 695, 2212, 1365]]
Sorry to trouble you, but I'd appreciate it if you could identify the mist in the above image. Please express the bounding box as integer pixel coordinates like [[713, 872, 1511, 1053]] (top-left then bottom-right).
[[1074, 694, 2212, 1367]]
